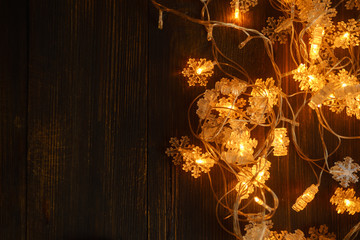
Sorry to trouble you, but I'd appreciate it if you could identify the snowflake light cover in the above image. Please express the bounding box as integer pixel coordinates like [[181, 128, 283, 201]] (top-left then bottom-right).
[[330, 187, 360, 215], [330, 156, 360, 188], [182, 58, 214, 86], [152, 0, 360, 238]]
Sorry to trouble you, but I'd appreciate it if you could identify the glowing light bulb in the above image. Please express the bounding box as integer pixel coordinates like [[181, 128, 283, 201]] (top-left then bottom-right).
[[344, 199, 351, 206], [234, 0, 240, 19], [196, 158, 205, 164], [182, 58, 214, 86], [292, 184, 319, 212], [310, 26, 324, 60], [342, 83, 347, 87], [239, 144, 244, 151], [271, 128, 290, 156], [343, 32, 349, 39], [330, 187, 360, 215], [254, 197, 273, 212], [254, 196, 261, 203]]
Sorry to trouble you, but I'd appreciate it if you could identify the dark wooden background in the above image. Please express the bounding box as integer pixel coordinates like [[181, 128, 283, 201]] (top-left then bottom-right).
[[0, 0, 359, 239]]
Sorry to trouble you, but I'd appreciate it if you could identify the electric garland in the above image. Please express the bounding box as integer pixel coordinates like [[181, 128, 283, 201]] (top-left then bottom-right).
[[152, 0, 360, 239]]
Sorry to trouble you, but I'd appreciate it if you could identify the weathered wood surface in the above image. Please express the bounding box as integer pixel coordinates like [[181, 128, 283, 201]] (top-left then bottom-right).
[[0, 0, 359, 239], [0, 0, 27, 239], [27, 0, 148, 239]]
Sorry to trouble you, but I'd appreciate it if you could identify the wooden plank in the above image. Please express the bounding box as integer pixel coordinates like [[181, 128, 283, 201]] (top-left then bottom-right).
[[0, 1, 28, 239], [27, 0, 147, 239]]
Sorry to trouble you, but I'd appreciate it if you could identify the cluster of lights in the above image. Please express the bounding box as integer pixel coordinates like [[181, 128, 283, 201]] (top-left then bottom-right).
[[152, 0, 360, 238]]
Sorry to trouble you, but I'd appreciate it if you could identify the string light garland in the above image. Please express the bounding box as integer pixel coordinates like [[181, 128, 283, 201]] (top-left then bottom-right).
[[152, 0, 360, 238]]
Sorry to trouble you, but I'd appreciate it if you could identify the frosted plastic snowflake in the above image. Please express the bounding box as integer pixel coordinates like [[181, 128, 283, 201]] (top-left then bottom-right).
[[236, 168, 255, 199], [345, 0, 360, 9], [235, 158, 271, 199], [293, 64, 326, 92], [268, 226, 335, 239], [327, 69, 358, 88], [251, 77, 281, 109], [222, 127, 258, 164], [246, 96, 269, 124], [215, 78, 247, 96], [230, 0, 257, 14], [196, 89, 219, 119], [200, 114, 228, 142], [182, 146, 215, 178], [323, 70, 360, 118], [262, 17, 292, 44], [243, 220, 273, 240], [251, 157, 271, 186], [165, 136, 191, 165], [284, 230, 306, 240], [308, 225, 336, 240], [345, 95, 360, 119], [295, 0, 336, 27], [182, 58, 214, 86], [330, 187, 360, 215], [330, 156, 360, 188]]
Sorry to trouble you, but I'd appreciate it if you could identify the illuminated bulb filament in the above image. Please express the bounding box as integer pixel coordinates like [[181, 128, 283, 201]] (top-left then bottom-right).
[[310, 26, 324, 60], [196, 68, 203, 75], [234, 0, 240, 19], [254, 197, 273, 212], [196, 158, 205, 164]]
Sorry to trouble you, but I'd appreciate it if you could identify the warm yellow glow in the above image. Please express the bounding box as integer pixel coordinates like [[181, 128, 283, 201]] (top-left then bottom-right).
[[292, 184, 319, 212], [310, 44, 320, 59], [343, 32, 349, 39], [330, 187, 360, 215], [254, 197, 273, 212], [182, 58, 214, 86], [297, 64, 305, 73], [271, 128, 290, 156], [234, 9, 239, 19], [309, 26, 324, 60], [196, 158, 205, 164], [342, 83, 347, 87], [234, 0, 240, 19]]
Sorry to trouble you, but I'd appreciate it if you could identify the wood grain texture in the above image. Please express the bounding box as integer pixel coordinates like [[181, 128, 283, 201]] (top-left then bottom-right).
[[0, 0, 359, 239], [27, 0, 147, 239], [149, 1, 360, 239], [0, 1, 28, 239]]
